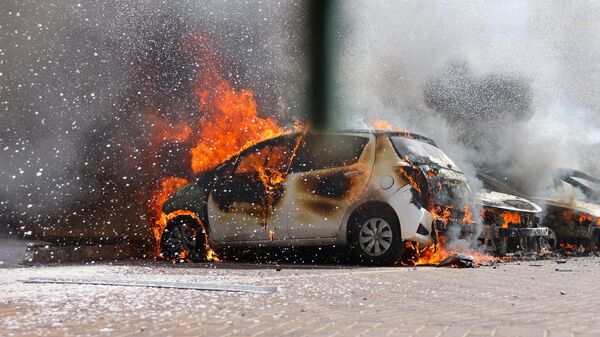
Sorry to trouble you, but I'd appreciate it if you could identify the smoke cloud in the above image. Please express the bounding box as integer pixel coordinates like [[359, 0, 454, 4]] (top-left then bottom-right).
[[337, 0, 600, 197], [0, 1, 305, 240]]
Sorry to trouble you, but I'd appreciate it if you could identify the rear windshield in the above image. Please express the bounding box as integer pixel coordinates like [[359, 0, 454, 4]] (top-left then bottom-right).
[[390, 136, 459, 171]]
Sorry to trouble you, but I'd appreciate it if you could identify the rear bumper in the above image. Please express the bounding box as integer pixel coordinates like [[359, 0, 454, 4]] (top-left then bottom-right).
[[387, 185, 435, 246]]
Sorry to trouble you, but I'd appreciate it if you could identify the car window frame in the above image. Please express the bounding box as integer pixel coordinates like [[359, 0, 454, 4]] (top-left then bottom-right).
[[288, 133, 370, 174]]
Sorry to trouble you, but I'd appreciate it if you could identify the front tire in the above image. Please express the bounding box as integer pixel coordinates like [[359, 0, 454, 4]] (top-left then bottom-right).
[[160, 216, 206, 262], [350, 212, 403, 266]]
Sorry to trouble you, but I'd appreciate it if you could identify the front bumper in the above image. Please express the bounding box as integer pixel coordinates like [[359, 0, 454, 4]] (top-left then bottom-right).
[[388, 185, 435, 246]]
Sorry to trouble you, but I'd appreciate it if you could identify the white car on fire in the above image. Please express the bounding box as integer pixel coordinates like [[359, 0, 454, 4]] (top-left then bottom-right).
[[160, 130, 543, 265]]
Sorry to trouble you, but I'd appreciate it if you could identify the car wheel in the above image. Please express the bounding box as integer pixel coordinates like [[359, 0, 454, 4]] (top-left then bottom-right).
[[160, 216, 206, 262], [540, 227, 557, 251], [351, 212, 402, 266]]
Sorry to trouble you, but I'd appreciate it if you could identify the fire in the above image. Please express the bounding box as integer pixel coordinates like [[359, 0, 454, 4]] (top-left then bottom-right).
[[560, 242, 576, 251], [146, 32, 292, 261], [405, 238, 494, 266], [149, 177, 190, 252], [148, 110, 192, 144], [499, 212, 521, 229], [462, 205, 473, 223], [406, 240, 450, 266], [577, 213, 593, 224], [397, 166, 422, 193], [183, 33, 285, 174], [563, 209, 575, 220], [206, 249, 221, 263], [432, 205, 452, 226], [369, 119, 408, 132]]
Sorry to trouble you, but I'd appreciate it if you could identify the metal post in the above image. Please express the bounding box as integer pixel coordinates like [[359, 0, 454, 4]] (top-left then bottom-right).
[[307, 0, 336, 130]]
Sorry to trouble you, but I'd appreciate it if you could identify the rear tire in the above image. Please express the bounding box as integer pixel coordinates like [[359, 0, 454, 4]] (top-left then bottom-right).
[[160, 216, 206, 262], [350, 211, 403, 266]]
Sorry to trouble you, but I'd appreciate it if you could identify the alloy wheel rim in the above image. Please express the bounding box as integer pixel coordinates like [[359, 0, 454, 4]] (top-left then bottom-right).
[[165, 224, 197, 259], [359, 217, 393, 257]]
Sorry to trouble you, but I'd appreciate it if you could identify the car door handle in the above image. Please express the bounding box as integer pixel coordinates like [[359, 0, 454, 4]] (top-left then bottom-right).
[[343, 170, 362, 178]]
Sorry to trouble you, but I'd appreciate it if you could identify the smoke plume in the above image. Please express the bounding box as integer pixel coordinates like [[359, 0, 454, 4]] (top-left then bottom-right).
[[0, 1, 305, 240], [337, 1, 600, 197]]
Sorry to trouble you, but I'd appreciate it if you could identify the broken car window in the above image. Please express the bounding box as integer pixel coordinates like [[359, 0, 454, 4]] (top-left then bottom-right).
[[290, 135, 369, 173]]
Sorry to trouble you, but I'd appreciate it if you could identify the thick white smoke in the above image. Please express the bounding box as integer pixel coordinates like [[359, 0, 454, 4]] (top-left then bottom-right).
[[336, 0, 600, 197]]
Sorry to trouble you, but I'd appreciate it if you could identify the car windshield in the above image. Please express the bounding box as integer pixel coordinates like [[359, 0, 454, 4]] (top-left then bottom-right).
[[391, 136, 459, 171]]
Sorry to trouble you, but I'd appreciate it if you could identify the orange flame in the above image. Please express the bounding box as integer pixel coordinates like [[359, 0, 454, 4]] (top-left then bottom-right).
[[406, 238, 494, 266], [577, 213, 593, 224], [462, 205, 473, 223], [149, 177, 190, 252], [269, 230, 275, 241], [563, 209, 575, 220], [369, 119, 408, 132], [182, 33, 285, 174], [397, 166, 422, 193], [432, 205, 452, 225], [146, 33, 293, 260], [499, 212, 521, 229], [148, 110, 192, 144]]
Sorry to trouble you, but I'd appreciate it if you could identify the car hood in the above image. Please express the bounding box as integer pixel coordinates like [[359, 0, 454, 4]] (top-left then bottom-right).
[[532, 196, 600, 217], [476, 190, 542, 213]]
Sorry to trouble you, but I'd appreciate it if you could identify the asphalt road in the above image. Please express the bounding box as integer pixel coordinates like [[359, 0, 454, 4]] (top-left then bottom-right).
[[2, 257, 600, 336]]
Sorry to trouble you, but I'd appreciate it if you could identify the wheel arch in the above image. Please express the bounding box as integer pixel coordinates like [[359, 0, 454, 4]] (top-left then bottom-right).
[[164, 211, 209, 240], [345, 201, 401, 246]]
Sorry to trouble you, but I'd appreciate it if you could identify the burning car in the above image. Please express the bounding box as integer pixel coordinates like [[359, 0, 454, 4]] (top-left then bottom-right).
[[161, 131, 437, 265], [478, 169, 600, 252], [476, 190, 546, 255], [159, 130, 546, 265], [391, 134, 547, 256]]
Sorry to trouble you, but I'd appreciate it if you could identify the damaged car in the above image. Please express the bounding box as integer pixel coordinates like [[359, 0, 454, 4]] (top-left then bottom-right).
[[478, 169, 600, 252], [392, 137, 547, 255], [160, 130, 547, 265]]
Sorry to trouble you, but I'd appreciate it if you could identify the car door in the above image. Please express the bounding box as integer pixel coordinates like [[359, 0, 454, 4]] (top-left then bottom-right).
[[283, 134, 373, 239], [207, 136, 298, 242]]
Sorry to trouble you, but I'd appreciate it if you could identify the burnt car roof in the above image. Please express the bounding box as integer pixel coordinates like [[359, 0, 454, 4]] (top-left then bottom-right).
[[307, 129, 438, 147], [221, 129, 439, 171]]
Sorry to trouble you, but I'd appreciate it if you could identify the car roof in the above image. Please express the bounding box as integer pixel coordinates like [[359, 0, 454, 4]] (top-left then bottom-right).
[[305, 129, 438, 147]]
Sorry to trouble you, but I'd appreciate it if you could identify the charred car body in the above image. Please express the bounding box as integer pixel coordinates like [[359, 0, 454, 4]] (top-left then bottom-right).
[[478, 169, 600, 252], [393, 138, 547, 255], [160, 130, 547, 265], [477, 190, 546, 255]]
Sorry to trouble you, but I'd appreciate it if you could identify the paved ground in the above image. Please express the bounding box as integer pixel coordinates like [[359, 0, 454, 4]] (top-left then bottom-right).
[[1, 257, 600, 337]]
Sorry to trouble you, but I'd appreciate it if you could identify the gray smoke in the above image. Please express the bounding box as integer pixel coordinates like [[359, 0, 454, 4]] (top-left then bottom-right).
[[0, 1, 306, 240], [337, 0, 600, 198]]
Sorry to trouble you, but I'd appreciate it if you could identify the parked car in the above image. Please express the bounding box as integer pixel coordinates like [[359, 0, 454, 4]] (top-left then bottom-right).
[[160, 130, 546, 265], [478, 169, 600, 251]]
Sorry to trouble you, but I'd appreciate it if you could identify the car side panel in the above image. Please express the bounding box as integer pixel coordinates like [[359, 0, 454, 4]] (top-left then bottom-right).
[[284, 134, 376, 239]]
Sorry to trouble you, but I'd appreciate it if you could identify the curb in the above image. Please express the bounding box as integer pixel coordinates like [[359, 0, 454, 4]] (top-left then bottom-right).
[[23, 242, 150, 264]]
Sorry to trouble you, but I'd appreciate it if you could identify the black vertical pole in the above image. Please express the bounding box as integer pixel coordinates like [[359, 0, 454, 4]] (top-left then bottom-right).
[[307, 0, 334, 130]]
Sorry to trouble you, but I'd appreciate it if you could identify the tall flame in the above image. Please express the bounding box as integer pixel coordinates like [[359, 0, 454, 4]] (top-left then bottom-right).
[[183, 33, 285, 174], [146, 32, 289, 260]]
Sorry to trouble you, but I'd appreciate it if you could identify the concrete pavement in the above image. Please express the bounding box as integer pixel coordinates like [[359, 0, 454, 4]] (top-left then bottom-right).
[[1, 258, 599, 336]]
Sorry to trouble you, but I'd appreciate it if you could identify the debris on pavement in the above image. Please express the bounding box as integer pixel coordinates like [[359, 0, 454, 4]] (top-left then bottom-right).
[[21, 277, 278, 294], [437, 254, 475, 268]]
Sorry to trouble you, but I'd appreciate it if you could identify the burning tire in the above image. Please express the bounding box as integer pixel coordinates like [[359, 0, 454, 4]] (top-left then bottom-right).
[[350, 211, 403, 266], [160, 216, 206, 262]]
